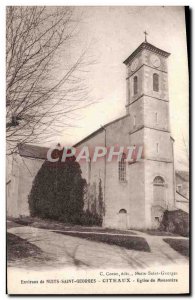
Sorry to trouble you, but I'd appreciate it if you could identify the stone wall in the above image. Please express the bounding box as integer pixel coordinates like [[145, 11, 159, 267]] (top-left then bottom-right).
[[7, 155, 44, 217], [144, 159, 175, 228], [77, 116, 132, 229]]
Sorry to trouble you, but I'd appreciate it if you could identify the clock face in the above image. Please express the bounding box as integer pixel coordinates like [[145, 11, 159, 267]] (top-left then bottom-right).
[[150, 54, 161, 68], [130, 58, 139, 72]]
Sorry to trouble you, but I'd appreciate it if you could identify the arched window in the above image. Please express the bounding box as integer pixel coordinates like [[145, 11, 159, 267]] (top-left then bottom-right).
[[153, 176, 164, 186], [119, 209, 127, 214], [133, 76, 138, 95], [153, 176, 166, 208], [119, 153, 126, 182], [153, 73, 159, 92]]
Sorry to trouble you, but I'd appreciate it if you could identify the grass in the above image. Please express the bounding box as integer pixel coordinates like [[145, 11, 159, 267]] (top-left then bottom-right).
[[54, 230, 150, 252], [138, 229, 179, 237], [8, 216, 136, 235], [7, 220, 26, 230], [7, 232, 44, 261], [8, 217, 34, 227], [163, 238, 189, 257]]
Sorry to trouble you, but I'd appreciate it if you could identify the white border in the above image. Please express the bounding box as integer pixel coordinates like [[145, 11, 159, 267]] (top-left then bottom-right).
[[1, 2, 193, 299]]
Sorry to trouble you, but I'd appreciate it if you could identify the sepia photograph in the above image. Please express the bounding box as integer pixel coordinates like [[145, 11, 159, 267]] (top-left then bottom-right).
[[6, 5, 190, 295]]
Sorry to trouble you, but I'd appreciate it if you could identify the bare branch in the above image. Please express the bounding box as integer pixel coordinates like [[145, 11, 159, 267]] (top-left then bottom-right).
[[6, 6, 95, 155]]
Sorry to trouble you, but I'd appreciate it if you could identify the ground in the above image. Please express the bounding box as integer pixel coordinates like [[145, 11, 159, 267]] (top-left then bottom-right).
[[7, 220, 189, 270], [7, 232, 46, 262], [163, 238, 189, 257]]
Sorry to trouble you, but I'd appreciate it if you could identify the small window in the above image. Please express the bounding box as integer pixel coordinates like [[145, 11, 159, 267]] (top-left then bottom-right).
[[119, 153, 126, 182], [155, 112, 158, 124], [153, 73, 159, 92], [156, 143, 159, 153], [133, 115, 136, 127], [133, 76, 138, 95], [177, 184, 182, 192]]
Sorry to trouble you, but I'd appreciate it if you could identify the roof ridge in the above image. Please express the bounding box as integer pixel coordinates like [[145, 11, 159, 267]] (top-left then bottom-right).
[[176, 190, 189, 201], [123, 41, 170, 65], [74, 114, 129, 147]]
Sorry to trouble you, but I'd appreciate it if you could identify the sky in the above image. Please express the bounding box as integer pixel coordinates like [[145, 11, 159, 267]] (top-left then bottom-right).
[[52, 6, 189, 170]]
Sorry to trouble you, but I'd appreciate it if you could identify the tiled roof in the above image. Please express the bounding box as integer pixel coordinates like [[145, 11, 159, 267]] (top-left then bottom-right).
[[18, 143, 49, 159]]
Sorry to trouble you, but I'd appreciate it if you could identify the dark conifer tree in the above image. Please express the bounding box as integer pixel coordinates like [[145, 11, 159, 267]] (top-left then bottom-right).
[[28, 149, 86, 223]]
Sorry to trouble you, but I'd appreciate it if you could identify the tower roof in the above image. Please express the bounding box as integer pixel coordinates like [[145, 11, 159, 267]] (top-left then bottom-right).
[[123, 41, 170, 65]]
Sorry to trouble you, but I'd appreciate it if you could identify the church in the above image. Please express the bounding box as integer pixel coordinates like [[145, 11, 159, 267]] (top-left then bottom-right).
[[75, 37, 175, 229], [7, 37, 188, 229]]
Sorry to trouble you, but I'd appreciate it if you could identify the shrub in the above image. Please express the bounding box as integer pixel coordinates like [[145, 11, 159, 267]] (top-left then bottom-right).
[[160, 209, 189, 237], [28, 156, 86, 224], [80, 210, 103, 226]]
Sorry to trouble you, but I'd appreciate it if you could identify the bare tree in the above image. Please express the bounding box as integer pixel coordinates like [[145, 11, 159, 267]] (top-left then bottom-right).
[[6, 6, 94, 155]]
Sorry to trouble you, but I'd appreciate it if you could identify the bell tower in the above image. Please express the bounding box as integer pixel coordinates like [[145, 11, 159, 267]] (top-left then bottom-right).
[[123, 36, 175, 229]]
